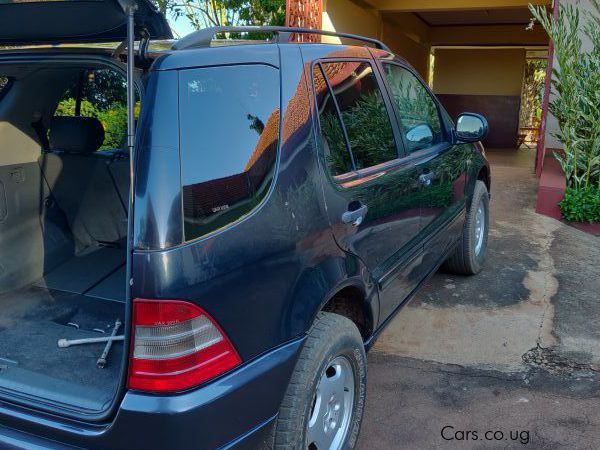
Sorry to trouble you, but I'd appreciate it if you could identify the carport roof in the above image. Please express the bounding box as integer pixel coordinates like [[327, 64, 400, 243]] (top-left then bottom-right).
[[362, 0, 551, 12], [416, 8, 535, 26]]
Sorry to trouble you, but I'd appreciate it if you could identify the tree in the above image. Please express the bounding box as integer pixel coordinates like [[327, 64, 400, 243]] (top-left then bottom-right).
[[155, 0, 285, 32]]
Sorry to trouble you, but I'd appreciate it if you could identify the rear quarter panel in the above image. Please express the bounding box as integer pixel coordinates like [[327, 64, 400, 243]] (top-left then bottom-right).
[[132, 44, 372, 362]]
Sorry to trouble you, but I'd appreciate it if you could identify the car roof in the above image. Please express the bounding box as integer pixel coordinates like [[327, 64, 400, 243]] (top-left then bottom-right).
[[151, 41, 409, 71], [0, 39, 410, 74]]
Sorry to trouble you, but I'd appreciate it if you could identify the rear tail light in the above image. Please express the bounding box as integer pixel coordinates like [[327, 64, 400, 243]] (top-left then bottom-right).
[[128, 299, 241, 393]]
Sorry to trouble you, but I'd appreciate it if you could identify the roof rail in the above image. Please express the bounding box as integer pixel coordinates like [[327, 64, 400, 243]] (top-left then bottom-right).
[[172, 26, 391, 52]]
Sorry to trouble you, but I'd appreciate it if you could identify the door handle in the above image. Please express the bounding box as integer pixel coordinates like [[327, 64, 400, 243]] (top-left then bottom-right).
[[342, 204, 368, 226], [418, 171, 435, 186]]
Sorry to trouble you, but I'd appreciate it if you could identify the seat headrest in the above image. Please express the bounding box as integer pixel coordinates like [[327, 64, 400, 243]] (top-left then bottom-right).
[[49, 116, 105, 154]]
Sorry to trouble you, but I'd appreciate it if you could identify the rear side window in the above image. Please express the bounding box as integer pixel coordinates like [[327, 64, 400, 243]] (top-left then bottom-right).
[[313, 65, 353, 176], [316, 61, 397, 173], [382, 64, 443, 152], [179, 64, 280, 242]]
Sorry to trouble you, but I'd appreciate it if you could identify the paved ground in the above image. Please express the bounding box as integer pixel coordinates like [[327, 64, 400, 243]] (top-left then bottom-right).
[[357, 149, 600, 449]]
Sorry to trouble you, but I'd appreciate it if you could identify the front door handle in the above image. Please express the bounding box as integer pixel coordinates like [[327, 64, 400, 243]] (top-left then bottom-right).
[[342, 204, 368, 226], [418, 171, 435, 186]]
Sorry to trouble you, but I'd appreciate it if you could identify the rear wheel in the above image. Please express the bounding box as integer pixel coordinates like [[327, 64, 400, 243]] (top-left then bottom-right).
[[274, 312, 367, 450], [444, 180, 489, 275]]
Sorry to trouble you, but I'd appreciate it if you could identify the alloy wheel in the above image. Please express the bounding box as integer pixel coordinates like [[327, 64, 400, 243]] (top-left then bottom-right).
[[306, 356, 355, 450], [474, 200, 486, 256]]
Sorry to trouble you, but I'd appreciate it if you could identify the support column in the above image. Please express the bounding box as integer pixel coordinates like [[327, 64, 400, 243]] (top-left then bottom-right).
[[536, 0, 559, 176], [285, 0, 323, 41]]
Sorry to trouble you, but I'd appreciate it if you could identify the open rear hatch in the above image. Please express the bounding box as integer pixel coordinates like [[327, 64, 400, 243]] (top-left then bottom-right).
[[0, 0, 171, 420], [0, 0, 172, 45]]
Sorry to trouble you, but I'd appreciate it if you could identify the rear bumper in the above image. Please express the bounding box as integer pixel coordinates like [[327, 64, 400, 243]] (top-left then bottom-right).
[[0, 338, 304, 450]]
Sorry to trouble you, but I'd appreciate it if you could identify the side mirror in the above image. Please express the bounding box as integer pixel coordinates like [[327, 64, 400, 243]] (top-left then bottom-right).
[[455, 113, 488, 143], [406, 123, 434, 149]]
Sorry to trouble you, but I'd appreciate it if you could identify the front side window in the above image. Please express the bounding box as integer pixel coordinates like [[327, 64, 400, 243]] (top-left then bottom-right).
[[382, 64, 443, 152], [319, 61, 397, 171], [179, 64, 280, 242]]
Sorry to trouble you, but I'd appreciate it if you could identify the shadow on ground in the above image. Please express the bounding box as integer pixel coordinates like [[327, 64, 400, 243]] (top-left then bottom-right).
[[358, 149, 600, 449]]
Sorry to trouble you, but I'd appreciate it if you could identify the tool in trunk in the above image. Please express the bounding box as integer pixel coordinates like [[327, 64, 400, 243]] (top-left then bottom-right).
[[58, 335, 124, 348], [97, 318, 122, 368], [57, 319, 124, 368]]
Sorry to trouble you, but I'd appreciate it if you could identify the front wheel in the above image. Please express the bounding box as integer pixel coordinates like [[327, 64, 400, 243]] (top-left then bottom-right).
[[444, 180, 490, 275], [274, 312, 367, 450]]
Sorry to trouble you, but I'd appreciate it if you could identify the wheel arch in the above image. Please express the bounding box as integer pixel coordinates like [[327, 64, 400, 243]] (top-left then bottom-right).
[[316, 279, 376, 341], [477, 164, 491, 195]]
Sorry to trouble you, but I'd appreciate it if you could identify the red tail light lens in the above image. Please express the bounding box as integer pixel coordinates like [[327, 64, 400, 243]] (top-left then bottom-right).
[[128, 299, 241, 393]]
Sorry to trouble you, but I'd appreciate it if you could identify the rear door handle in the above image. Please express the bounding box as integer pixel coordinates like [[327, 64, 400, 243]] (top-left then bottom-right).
[[342, 204, 368, 226], [418, 171, 435, 186]]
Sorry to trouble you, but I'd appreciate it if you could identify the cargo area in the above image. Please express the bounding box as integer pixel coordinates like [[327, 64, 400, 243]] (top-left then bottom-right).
[[0, 60, 131, 414]]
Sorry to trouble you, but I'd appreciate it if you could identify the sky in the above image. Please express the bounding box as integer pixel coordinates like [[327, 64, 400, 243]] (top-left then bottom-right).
[[168, 16, 196, 39]]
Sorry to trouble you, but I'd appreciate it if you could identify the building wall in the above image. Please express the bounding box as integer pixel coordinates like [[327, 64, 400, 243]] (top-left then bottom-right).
[[433, 48, 526, 148], [381, 14, 430, 78], [433, 48, 526, 96], [322, 0, 380, 41], [322, 0, 431, 78], [430, 25, 549, 47]]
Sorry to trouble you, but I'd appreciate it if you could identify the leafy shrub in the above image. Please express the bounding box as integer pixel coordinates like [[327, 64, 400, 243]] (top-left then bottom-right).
[[97, 104, 128, 150], [531, 1, 600, 223], [559, 187, 600, 223]]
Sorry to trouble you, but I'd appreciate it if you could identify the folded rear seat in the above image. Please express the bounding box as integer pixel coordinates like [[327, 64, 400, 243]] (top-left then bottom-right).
[[39, 116, 128, 251]]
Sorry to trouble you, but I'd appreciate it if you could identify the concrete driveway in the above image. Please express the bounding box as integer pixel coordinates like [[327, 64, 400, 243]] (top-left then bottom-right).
[[358, 149, 600, 449]]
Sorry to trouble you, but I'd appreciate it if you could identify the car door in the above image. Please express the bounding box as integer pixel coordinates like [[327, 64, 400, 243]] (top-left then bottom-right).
[[307, 50, 426, 324], [377, 58, 469, 274]]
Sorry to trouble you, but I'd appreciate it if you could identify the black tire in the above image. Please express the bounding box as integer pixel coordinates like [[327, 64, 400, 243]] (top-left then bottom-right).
[[273, 312, 367, 450], [444, 180, 489, 275]]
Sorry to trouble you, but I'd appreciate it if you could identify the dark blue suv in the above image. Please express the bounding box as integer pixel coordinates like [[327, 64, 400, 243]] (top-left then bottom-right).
[[0, 2, 490, 449]]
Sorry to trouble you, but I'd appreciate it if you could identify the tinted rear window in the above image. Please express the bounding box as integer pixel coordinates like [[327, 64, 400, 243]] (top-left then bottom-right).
[[313, 65, 353, 176], [179, 64, 280, 241]]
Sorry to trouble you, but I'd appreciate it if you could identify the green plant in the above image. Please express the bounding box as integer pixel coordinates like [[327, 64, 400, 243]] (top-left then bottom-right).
[[531, 1, 600, 222], [559, 187, 600, 223], [530, 1, 600, 192], [519, 58, 547, 131], [156, 0, 284, 35]]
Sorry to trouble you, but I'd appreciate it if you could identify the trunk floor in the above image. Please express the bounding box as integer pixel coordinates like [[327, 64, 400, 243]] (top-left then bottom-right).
[[34, 246, 126, 301], [0, 285, 124, 413]]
